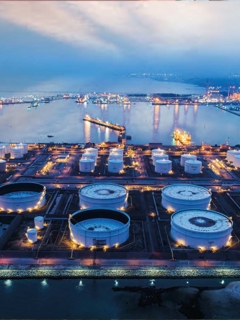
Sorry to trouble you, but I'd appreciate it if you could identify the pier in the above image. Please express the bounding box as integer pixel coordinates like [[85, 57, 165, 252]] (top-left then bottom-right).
[[83, 115, 126, 133]]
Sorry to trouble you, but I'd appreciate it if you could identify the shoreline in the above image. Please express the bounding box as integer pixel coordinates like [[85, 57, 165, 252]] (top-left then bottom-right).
[[1, 261, 240, 279]]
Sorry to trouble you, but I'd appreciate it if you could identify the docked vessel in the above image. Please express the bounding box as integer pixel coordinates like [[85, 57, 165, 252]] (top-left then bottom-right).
[[31, 101, 38, 108], [173, 129, 191, 145]]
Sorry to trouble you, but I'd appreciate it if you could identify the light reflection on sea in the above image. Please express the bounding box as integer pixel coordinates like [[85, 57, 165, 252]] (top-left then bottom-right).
[[0, 76, 238, 146], [0, 278, 238, 319]]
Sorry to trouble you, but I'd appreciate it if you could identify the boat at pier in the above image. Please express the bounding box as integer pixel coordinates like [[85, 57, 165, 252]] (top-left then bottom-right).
[[173, 130, 191, 145]]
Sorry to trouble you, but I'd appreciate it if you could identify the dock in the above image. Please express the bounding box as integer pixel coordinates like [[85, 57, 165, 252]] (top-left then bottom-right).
[[83, 116, 126, 132]]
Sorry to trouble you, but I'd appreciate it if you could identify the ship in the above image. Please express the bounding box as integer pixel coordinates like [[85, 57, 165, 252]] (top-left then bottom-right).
[[173, 130, 191, 145], [31, 101, 38, 108], [76, 94, 87, 103]]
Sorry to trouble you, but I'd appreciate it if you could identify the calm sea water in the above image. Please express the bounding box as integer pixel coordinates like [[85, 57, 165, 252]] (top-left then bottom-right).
[[1, 76, 238, 146], [0, 278, 236, 319]]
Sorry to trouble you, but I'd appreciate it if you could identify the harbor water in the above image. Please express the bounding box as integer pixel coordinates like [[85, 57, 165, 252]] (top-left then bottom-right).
[[0, 277, 239, 319], [0, 76, 239, 146]]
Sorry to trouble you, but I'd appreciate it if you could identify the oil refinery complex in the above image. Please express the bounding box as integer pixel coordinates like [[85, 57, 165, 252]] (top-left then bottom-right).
[[0, 140, 240, 265]]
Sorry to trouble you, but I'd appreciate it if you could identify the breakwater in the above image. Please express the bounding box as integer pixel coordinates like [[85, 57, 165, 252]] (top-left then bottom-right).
[[1, 265, 240, 279]]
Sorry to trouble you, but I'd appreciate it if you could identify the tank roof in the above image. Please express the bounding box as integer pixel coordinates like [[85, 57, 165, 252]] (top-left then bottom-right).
[[185, 160, 202, 164], [80, 183, 127, 199], [162, 184, 211, 200], [172, 209, 232, 233]]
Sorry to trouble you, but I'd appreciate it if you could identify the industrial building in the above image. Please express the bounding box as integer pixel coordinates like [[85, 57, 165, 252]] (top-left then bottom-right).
[[69, 208, 130, 247], [170, 209, 233, 249]]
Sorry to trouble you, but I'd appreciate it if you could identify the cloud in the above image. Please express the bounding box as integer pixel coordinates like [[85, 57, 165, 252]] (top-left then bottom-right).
[[0, 1, 240, 69], [0, 1, 118, 54]]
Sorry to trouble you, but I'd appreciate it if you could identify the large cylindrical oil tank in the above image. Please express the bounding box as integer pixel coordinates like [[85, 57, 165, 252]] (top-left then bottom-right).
[[0, 147, 5, 158], [34, 216, 44, 230], [19, 143, 28, 155], [0, 182, 46, 212], [85, 148, 98, 157], [151, 149, 165, 159], [82, 153, 97, 163], [79, 159, 95, 172], [161, 184, 212, 212], [0, 159, 6, 172], [180, 154, 197, 166], [27, 228, 38, 243], [110, 148, 124, 155], [170, 209, 232, 249], [227, 150, 240, 162], [109, 154, 123, 161], [10, 146, 23, 159], [233, 155, 240, 168], [79, 183, 128, 209], [153, 154, 169, 166], [0, 143, 10, 155], [184, 160, 202, 174], [69, 208, 130, 248], [155, 159, 172, 174], [108, 159, 123, 173]]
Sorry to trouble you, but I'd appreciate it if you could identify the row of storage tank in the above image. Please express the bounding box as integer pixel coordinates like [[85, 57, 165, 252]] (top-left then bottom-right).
[[151, 149, 202, 174], [0, 143, 28, 159], [16, 181, 233, 250], [79, 147, 124, 173]]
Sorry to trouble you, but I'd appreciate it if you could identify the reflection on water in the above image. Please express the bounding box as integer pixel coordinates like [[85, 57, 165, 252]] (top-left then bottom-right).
[[0, 100, 239, 146], [0, 278, 239, 319], [0, 76, 238, 146]]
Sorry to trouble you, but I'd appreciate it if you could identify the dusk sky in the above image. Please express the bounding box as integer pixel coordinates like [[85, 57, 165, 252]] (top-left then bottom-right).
[[1, 1, 240, 82]]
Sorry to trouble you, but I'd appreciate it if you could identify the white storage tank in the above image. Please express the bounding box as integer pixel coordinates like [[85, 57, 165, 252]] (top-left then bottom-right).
[[233, 155, 240, 168], [0, 143, 10, 155], [110, 148, 124, 155], [162, 184, 211, 212], [34, 216, 44, 230], [0, 159, 6, 172], [108, 159, 123, 173], [85, 148, 98, 157], [0, 182, 47, 212], [19, 143, 28, 155], [69, 208, 130, 248], [184, 160, 202, 174], [27, 228, 38, 243], [82, 153, 97, 163], [109, 154, 123, 161], [79, 159, 95, 172], [227, 150, 240, 162], [170, 209, 233, 249], [10, 146, 23, 159], [155, 159, 172, 174], [180, 154, 197, 166], [153, 154, 169, 166], [79, 183, 128, 209], [151, 149, 165, 159], [0, 146, 5, 158]]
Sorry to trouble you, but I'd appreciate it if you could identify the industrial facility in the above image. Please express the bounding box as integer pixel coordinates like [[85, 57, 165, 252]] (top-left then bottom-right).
[[79, 183, 128, 209], [0, 141, 240, 263], [161, 184, 211, 212], [0, 182, 46, 212], [170, 209, 233, 249], [69, 208, 130, 247]]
